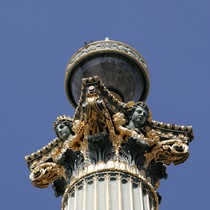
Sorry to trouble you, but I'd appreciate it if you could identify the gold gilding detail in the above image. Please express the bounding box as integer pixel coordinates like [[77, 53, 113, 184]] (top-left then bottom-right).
[[67, 120, 84, 151], [25, 76, 193, 209], [65, 160, 150, 186], [145, 139, 189, 166], [29, 162, 66, 188], [112, 112, 158, 149]]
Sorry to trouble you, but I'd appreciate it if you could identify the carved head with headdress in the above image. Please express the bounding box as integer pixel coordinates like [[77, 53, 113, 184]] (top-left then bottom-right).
[[127, 102, 151, 129], [53, 115, 74, 141]]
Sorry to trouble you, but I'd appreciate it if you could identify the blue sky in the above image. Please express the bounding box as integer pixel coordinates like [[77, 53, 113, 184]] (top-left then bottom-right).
[[0, 1, 209, 210]]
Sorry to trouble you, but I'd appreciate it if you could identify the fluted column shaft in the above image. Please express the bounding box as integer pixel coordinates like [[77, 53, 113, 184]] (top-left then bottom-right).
[[62, 171, 158, 210]]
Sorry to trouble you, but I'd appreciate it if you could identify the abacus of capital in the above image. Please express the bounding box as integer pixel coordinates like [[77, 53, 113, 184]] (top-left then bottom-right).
[[25, 39, 194, 210]]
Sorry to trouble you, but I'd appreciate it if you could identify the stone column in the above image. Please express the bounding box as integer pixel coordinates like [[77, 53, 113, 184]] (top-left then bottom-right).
[[62, 162, 159, 210]]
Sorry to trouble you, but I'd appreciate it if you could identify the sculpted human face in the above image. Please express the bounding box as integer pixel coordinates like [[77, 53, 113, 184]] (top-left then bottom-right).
[[56, 123, 71, 140], [131, 106, 148, 128]]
